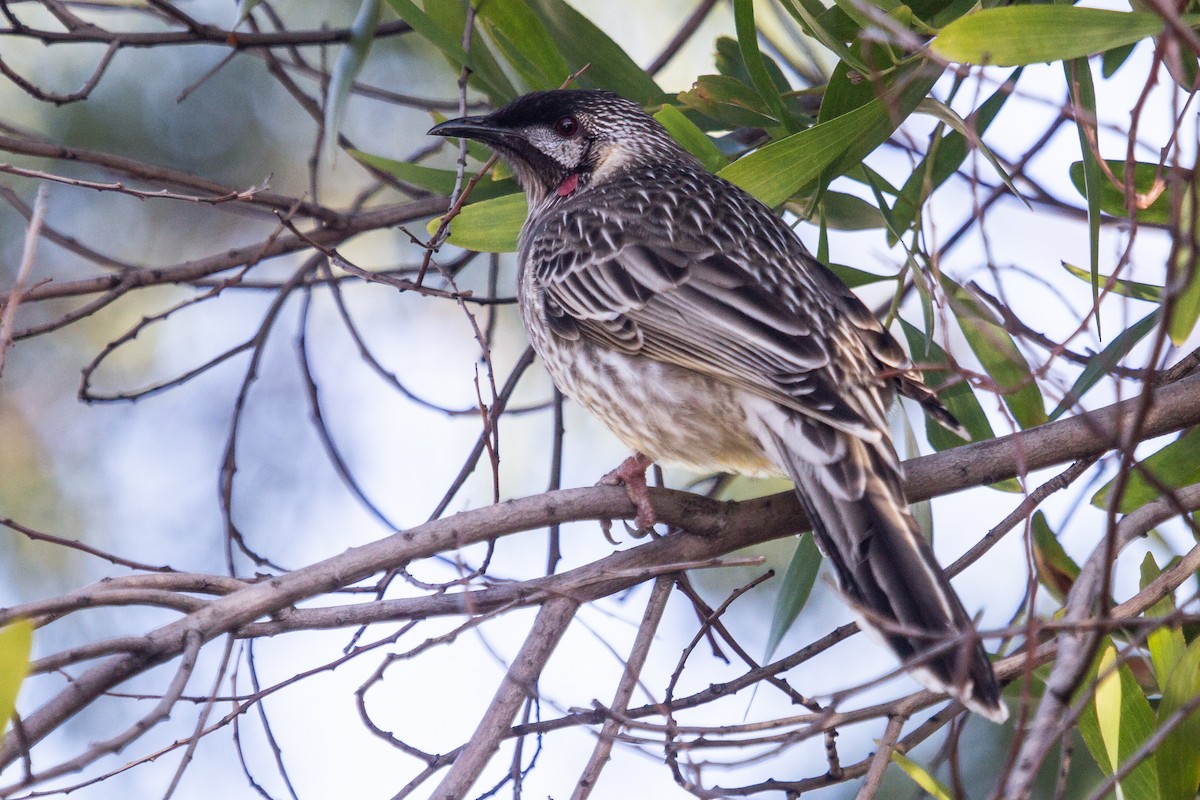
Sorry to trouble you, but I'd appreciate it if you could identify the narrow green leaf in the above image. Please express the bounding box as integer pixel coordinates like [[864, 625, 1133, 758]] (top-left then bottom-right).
[[763, 533, 822, 662], [734, 0, 795, 131], [0, 620, 32, 740], [915, 97, 1028, 206], [1049, 310, 1159, 420], [1066, 58, 1102, 326], [948, 282, 1048, 429], [234, 0, 262, 25], [1103, 42, 1137, 77], [1092, 427, 1200, 513], [1169, 170, 1200, 345], [679, 74, 782, 129], [429, 193, 527, 253], [1096, 646, 1125, 780], [323, 0, 382, 163], [933, 8, 1173, 66], [714, 36, 794, 97], [787, 190, 886, 231], [1090, 643, 1160, 800], [777, 0, 869, 73], [900, 318, 997, 451], [383, 0, 513, 103], [654, 105, 726, 173], [475, 0, 569, 92], [719, 63, 939, 207], [1031, 511, 1079, 603], [892, 70, 1019, 240], [1062, 261, 1162, 302], [1139, 552, 1185, 691], [525, 0, 667, 104], [826, 262, 893, 288], [350, 150, 517, 201], [900, 408, 934, 542], [892, 751, 954, 800], [1157, 638, 1200, 800]]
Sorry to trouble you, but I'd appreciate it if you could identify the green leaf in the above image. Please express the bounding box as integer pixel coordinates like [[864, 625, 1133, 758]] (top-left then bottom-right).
[[892, 68, 1019, 242], [1092, 427, 1200, 513], [1140, 552, 1185, 691], [654, 105, 725, 173], [1067, 160, 1175, 226], [1049, 310, 1159, 420], [429, 193, 527, 253], [1065, 58, 1102, 325], [826, 262, 894, 288], [349, 150, 517, 201], [0, 620, 32, 740], [719, 63, 939, 207], [763, 533, 822, 662], [1062, 261, 1162, 302], [900, 318, 998, 451], [933, 8, 1175, 67], [525, 0, 667, 104], [787, 190, 886, 231], [383, 0, 514, 103], [475, 0, 569, 92], [777, 0, 869, 73], [948, 282, 1048, 429], [915, 97, 1027, 205], [1169, 169, 1200, 345], [1103, 42, 1137, 77], [892, 751, 954, 800], [323, 0, 382, 163], [1157, 638, 1200, 800], [733, 0, 795, 131], [1031, 511, 1079, 603], [679, 74, 783, 129], [714, 36, 793, 97], [1079, 643, 1160, 800]]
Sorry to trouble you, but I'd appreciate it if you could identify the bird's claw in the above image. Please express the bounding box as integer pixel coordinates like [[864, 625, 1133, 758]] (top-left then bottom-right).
[[598, 453, 658, 535]]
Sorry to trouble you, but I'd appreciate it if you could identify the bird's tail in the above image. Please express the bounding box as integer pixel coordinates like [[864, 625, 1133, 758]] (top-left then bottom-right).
[[765, 424, 1007, 723]]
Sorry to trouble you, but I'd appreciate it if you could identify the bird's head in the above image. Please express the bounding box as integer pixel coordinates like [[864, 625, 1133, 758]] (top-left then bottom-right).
[[428, 90, 690, 206]]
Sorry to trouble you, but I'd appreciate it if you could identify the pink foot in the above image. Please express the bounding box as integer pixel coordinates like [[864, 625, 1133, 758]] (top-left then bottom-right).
[[599, 453, 657, 534]]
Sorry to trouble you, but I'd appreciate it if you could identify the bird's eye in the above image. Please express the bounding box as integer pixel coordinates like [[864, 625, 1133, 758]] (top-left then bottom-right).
[[553, 115, 579, 138]]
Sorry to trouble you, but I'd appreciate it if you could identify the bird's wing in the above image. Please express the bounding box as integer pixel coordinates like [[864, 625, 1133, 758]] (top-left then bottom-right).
[[529, 225, 891, 443]]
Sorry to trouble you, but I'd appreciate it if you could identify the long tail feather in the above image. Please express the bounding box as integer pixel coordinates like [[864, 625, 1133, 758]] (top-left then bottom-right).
[[764, 423, 1007, 722]]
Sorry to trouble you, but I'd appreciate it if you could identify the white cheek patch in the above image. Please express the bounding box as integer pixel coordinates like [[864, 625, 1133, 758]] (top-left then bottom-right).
[[522, 127, 586, 170], [591, 141, 635, 182]]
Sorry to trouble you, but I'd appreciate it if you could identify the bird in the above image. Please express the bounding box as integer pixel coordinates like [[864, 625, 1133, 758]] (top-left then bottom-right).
[[429, 89, 1007, 723]]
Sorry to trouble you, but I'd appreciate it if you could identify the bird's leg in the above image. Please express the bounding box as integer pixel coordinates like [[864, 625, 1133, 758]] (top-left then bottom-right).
[[599, 453, 657, 533]]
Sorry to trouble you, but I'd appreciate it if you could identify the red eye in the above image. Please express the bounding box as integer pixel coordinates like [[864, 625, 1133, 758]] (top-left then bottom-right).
[[553, 115, 579, 138]]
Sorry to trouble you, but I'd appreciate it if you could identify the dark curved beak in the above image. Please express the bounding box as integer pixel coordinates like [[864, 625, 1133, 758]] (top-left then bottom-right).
[[427, 116, 512, 145]]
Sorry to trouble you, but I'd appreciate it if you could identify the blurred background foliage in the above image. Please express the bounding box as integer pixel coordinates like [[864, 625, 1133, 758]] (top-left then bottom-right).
[[0, 0, 1199, 797]]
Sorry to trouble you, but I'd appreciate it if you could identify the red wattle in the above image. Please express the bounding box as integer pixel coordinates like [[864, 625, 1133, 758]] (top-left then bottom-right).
[[557, 174, 579, 197]]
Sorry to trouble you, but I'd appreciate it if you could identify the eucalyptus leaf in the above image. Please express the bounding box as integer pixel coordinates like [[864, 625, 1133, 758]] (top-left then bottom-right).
[[1156, 638, 1200, 800], [763, 533, 822, 663], [934, 7, 1179, 66], [323, 0, 382, 163], [1031, 511, 1079, 603], [1092, 427, 1200, 513], [1077, 643, 1160, 800], [948, 282, 1048, 429], [526, 0, 668, 104], [475, 0, 569, 92], [1062, 261, 1162, 302], [0, 620, 32, 740], [350, 150, 517, 201], [1049, 311, 1159, 420], [892, 751, 954, 800], [428, 193, 527, 253]]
